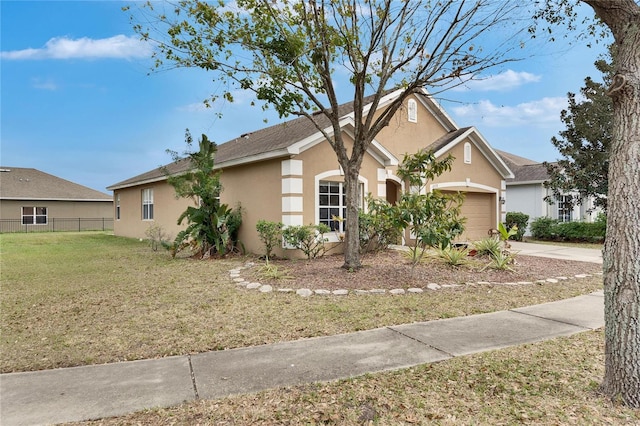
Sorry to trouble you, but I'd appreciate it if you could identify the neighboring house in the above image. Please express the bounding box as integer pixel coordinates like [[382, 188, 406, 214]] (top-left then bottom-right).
[[0, 167, 113, 231], [108, 89, 513, 255], [497, 150, 601, 235]]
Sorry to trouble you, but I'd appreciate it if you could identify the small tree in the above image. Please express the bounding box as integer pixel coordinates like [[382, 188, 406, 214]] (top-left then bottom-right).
[[392, 150, 465, 269], [164, 130, 242, 258], [256, 220, 284, 261]]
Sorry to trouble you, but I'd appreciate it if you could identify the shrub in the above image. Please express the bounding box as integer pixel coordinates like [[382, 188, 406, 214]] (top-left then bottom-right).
[[437, 246, 470, 267], [530, 216, 606, 242], [505, 212, 529, 241], [473, 237, 502, 258], [256, 220, 284, 261], [144, 224, 170, 251], [359, 197, 402, 253], [530, 217, 558, 240], [555, 221, 605, 243], [282, 224, 331, 259]]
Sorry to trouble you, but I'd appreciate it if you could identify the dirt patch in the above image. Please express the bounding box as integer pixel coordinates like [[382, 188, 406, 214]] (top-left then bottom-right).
[[250, 250, 602, 291]]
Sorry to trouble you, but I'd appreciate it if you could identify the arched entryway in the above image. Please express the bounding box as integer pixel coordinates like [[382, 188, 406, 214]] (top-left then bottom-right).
[[385, 180, 400, 205]]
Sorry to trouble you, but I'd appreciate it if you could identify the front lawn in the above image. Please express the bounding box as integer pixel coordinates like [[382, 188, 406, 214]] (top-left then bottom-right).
[[1, 232, 602, 373]]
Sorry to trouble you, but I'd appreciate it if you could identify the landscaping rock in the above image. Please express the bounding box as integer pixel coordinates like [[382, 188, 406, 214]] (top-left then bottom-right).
[[332, 289, 349, 295], [426, 283, 441, 290], [314, 289, 331, 295], [407, 288, 424, 294], [389, 289, 405, 295], [259, 285, 273, 293], [246, 282, 262, 290], [296, 288, 313, 297]]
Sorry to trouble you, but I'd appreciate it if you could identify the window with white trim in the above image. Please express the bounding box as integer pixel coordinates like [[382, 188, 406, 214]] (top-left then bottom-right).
[[557, 195, 573, 222], [22, 207, 47, 225], [318, 181, 363, 232], [407, 99, 417, 123], [142, 188, 154, 220], [116, 194, 121, 220], [464, 142, 472, 164]]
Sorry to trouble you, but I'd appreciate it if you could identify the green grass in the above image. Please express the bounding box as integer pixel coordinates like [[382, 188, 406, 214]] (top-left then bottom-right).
[[2, 232, 603, 373]]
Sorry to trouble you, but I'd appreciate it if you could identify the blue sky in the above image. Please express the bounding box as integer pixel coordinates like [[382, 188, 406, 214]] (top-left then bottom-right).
[[1, 1, 611, 194]]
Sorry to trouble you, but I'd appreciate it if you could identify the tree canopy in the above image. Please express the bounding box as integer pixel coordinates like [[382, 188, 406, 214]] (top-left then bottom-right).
[[543, 44, 613, 211]]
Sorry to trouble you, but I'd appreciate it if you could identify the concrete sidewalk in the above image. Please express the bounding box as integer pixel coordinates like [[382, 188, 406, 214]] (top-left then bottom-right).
[[510, 241, 603, 264], [1, 291, 605, 426]]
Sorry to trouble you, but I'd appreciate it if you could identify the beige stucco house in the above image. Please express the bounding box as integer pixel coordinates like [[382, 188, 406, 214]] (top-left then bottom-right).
[[107, 89, 513, 255], [0, 167, 113, 232]]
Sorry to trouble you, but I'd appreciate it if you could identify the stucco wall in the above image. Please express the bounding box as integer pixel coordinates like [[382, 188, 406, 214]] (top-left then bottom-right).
[[0, 199, 113, 220], [113, 183, 191, 240], [219, 159, 283, 255]]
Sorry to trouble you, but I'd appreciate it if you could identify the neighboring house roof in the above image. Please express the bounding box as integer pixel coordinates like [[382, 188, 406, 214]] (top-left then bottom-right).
[[108, 88, 509, 190], [0, 167, 112, 201], [496, 150, 555, 185]]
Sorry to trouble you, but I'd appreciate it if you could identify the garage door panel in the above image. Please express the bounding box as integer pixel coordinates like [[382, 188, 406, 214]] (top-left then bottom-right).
[[444, 191, 494, 241]]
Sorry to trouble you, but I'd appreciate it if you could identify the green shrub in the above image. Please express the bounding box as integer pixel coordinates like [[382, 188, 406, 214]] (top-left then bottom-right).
[[505, 212, 529, 241], [437, 246, 470, 267], [359, 197, 402, 253], [530, 217, 558, 240], [530, 216, 605, 242], [555, 221, 605, 243], [473, 237, 502, 258], [282, 224, 331, 259], [256, 220, 284, 261]]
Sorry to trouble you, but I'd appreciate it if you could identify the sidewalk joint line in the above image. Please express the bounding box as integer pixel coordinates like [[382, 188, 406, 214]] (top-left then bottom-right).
[[188, 354, 200, 400], [509, 309, 594, 330], [386, 326, 455, 358]]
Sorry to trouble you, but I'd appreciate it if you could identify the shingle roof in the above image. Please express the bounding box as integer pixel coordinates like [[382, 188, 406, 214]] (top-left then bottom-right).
[[429, 127, 473, 153], [0, 167, 112, 201], [107, 89, 457, 190], [496, 150, 554, 184]]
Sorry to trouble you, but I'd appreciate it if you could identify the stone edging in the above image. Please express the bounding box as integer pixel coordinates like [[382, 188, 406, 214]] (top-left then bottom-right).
[[229, 262, 603, 298]]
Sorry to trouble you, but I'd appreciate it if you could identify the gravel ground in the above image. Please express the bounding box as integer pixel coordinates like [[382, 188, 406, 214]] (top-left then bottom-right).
[[251, 250, 602, 291]]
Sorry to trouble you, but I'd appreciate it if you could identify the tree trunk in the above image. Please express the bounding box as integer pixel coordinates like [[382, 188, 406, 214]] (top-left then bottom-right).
[[342, 162, 362, 270], [583, 0, 640, 408]]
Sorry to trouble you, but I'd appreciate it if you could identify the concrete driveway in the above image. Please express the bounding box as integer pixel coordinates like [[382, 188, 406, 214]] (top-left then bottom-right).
[[509, 241, 603, 264]]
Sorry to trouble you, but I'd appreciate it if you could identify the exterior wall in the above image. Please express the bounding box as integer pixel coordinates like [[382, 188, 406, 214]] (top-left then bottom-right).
[[506, 183, 547, 235], [0, 199, 112, 221], [506, 183, 603, 235], [375, 95, 450, 159], [113, 182, 191, 240], [219, 158, 283, 255], [428, 139, 504, 241]]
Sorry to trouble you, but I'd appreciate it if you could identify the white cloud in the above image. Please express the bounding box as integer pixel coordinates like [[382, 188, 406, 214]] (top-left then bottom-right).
[[31, 77, 58, 91], [1, 35, 152, 60], [454, 70, 541, 92], [452, 97, 567, 127]]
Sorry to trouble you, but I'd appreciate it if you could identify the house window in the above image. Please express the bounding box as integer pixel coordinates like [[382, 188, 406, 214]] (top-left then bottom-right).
[[318, 181, 363, 232], [142, 188, 154, 220], [22, 207, 47, 225], [464, 142, 472, 164], [407, 99, 417, 123], [116, 194, 121, 220], [557, 195, 573, 222]]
